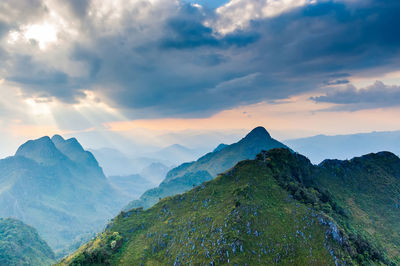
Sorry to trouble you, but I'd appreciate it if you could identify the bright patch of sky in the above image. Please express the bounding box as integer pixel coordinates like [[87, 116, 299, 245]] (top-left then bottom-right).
[[183, 0, 230, 8]]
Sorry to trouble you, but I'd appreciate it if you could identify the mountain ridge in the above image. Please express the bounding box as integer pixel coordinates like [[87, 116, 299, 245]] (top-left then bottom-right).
[[0, 135, 130, 257], [124, 126, 290, 210], [60, 148, 400, 265]]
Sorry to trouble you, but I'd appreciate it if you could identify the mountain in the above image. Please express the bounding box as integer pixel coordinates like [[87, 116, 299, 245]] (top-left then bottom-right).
[[213, 143, 228, 152], [125, 126, 290, 210], [88, 148, 141, 176], [0, 135, 129, 256], [60, 149, 400, 265], [107, 163, 170, 199], [108, 174, 156, 199], [89, 147, 171, 177], [51, 135, 99, 167], [15, 136, 67, 165], [148, 144, 208, 166], [285, 130, 400, 164], [0, 218, 55, 266], [316, 152, 400, 263], [140, 162, 171, 185]]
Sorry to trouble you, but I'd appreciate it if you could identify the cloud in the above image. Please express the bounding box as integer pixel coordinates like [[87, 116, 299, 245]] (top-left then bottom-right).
[[323, 79, 350, 86], [210, 0, 315, 34], [0, 0, 47, 25], [1, 0, 400, 119], [5, 55, 86, 103], [311, 81, 400, 110]]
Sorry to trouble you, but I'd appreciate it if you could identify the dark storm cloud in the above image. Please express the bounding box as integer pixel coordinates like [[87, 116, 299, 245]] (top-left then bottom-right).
[[311, 81, 400, 110], [2, 0, 400, 117], [6, 55, 85, 103], [92, 0, 400, 117], [159, 6, 259, 50]]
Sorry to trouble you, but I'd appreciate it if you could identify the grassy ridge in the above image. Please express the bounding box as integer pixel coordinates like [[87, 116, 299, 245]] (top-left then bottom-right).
[[316, 152, 400, 263], [61, 148, 399, 265]]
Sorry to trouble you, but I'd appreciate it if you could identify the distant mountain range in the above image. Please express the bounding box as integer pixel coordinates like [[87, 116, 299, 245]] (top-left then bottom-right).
[[3, 126, 400, 265], [88, 147, 141, 176], [61, 148, 400, 265], [285, 130, 400, 163], [107, 174, 158, 200], [150, 144, 208, 166], [90, 144, 205, 178], [0, 218, 55, 266], [124, 126, 289, 210], [0, 135, 130, 256], [139, 162, 171, 185]]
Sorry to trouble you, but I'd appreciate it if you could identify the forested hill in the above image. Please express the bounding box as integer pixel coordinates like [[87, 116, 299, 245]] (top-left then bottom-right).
[[61, 149, 400, 265], [0, 218, 55, 266]]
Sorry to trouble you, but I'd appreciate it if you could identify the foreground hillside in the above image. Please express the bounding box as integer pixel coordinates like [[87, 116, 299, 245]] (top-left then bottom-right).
[[61, 149, 400, 265], [125, 126, 289, 210], [317, 152, 400, 262], [0, 135, 129, 256], [0, 218, 55, 265]]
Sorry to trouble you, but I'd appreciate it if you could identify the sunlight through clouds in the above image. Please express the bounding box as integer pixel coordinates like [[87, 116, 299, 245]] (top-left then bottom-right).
[[209, 0, 317, 34], [0, 0, 400, 154], [7, 22, 60, 50], [23, 23, 58, 50]]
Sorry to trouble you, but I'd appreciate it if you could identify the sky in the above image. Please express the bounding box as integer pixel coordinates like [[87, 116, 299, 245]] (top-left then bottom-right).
[[0, 0, 400, 157]]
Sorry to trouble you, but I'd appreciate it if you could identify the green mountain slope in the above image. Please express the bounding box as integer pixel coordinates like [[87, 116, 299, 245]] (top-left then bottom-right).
[[0, 136, 130, 257], [125, 126, 289, 210], [316, 152, 400, 263], [0, 218, 55, 266], [60, 149, 399, 265]]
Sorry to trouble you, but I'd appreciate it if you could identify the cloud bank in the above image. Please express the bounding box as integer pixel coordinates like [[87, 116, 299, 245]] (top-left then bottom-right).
[[0, 0, 400, 119], [312, 81, 400, 110]]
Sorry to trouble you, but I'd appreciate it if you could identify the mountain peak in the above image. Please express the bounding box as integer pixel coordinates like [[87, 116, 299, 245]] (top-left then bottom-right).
[[15, 136, 66, 164], [162, 144, 191, 152], [65, 137, 84, 151], [51, 134, 65, 144], [213, 143, 228, 152], [243, 126, 271, 140], [51, 136, 99, 167]]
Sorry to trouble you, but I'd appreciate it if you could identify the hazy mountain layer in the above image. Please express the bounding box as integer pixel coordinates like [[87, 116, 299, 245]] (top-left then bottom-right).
[[285, 130, 400, 164], [108, 174, 156, 199], [89, 147, 172, 180], [88, 148, 144, 177], [125, 126, 289, 210], [139, 162, 171, 185], [61, 149, 399, 265], [0, 136, 129, 256], [0, 218, 55, 266], [149, 144, 208, 166]]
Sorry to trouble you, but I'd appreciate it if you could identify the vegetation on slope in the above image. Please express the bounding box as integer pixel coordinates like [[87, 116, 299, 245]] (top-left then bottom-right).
[[0, 218, 55, 266], [316, 152, 400, 264], [60, 148, 398, 265]]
